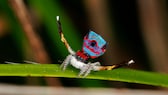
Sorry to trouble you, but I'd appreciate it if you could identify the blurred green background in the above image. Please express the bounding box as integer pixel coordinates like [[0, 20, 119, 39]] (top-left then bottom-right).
[[0, 0, 168, 89]]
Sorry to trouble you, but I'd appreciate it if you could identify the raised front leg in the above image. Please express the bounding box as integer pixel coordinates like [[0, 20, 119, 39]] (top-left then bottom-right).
[[60, 54, 73, 71], [56, 16, 75, 55]]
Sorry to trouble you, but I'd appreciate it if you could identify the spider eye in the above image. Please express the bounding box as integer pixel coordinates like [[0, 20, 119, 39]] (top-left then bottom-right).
[[90, 41, 96, 47]]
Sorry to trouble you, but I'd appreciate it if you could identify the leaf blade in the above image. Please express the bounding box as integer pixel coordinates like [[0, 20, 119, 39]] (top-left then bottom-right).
[[0, 64, 168, 87]]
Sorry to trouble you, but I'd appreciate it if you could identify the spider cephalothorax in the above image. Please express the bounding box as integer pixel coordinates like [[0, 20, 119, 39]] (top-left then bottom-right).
[[75, 50, 89, 62]]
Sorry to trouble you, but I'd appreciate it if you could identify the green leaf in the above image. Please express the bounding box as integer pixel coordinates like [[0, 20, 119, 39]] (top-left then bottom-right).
[[0, 64, 168, 87]]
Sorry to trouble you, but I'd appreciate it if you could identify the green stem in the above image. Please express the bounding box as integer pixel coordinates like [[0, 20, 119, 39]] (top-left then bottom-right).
[[0, 64, 168, 87]]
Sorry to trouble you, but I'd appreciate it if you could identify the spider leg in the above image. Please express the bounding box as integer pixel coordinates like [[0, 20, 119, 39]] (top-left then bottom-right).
[[56, 16, 75, 55], [60, 54, 73, 71], [91, 62, 101, 66], [78, 62, 101, 77], [5, 61, 19, 64], [82, 65, 92, 77], [24, 60, 39, 64], [82, 62, 101, 77], [78, 64, 89, 77]]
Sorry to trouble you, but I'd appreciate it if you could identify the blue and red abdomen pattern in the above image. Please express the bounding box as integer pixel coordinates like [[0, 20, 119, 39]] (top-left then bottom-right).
[[82, 31, 107, 59]]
